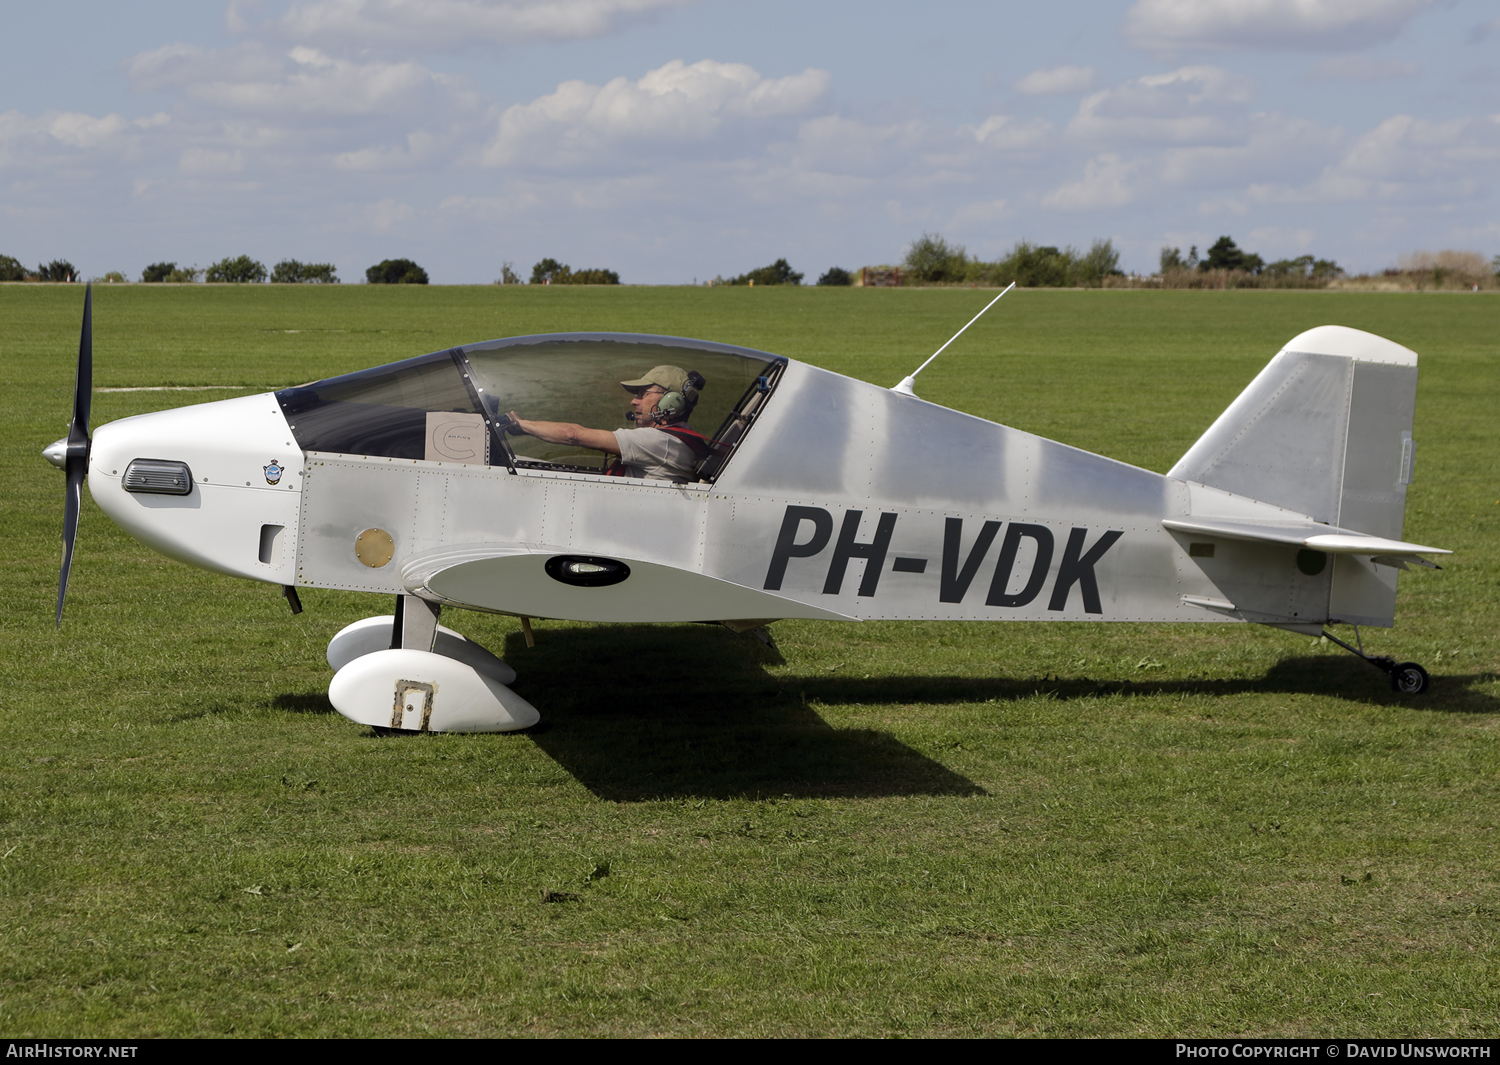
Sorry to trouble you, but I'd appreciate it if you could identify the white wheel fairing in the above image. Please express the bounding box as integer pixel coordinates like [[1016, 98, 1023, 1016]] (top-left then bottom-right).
[[325, 614, 518, 684], [329, 649, 538, 733]]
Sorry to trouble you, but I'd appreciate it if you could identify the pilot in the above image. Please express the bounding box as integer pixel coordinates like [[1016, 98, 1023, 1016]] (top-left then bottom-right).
[[505, 364, 711, 483]]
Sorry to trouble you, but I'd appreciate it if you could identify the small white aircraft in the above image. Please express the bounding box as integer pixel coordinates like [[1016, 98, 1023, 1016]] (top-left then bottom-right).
[[47, 286, 1449, 733]]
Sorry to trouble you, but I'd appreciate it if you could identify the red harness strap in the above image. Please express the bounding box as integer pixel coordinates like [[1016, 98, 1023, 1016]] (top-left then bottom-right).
[[655, 425, 718, 458]]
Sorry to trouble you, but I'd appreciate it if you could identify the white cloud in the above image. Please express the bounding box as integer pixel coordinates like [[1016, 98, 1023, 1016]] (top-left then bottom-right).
[[946, 198, 1009, 229], [1068, 66, 1254, 146], [1247, 226, 1315, 253], [126, 43, 471, 117], [272, 0, 696, 51], [1246, 115, 1500, 205], [180, 147, 247, 175], [45, 112, 131, 148], [482, 59, 830, 167], [1015, 65, 1095, 95], [0, 109, 168, 170], [353, 196, 416, 231], [1195, 194, 1249, 216], [1042, 154, 1138, 210], [333, 130, 441, 170], [970, 114, 1054, 150], [792, 114, 931, 172], [1309, 56, 1420, 81], [1125, 0, 1435, 52], [1155, 113, 1331, 186]]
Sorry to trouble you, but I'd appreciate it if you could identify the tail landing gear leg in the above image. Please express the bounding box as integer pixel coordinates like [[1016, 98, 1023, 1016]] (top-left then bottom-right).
[[1321, 627, 1430, 695]]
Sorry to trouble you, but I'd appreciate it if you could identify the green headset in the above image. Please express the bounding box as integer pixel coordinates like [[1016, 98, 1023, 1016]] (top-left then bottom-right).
[[651, 370, 705, 424]]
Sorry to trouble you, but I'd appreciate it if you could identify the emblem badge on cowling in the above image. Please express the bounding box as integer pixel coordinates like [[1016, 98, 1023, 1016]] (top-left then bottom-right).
[[264, 460, 283, 485]]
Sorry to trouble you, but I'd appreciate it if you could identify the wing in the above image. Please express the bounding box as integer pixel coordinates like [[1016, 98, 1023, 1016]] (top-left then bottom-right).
[[401, 543, 858, 624]]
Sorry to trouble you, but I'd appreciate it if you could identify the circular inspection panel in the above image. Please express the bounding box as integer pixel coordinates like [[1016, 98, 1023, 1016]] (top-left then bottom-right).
[[355, 528, 395, 568]]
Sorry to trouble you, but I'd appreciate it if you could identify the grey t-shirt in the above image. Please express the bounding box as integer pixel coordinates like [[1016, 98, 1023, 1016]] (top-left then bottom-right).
[[613, 427, 699, 482]]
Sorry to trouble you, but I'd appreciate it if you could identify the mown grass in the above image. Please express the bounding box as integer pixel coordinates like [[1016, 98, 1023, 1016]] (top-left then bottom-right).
[[1, 284, 1498, 1037]]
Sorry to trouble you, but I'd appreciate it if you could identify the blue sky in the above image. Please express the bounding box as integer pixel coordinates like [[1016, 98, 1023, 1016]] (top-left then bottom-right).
[[3, 0, 1498, 282]]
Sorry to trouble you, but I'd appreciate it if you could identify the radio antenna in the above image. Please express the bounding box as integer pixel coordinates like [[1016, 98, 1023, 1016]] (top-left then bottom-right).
[[891, 281, 1016, 397]]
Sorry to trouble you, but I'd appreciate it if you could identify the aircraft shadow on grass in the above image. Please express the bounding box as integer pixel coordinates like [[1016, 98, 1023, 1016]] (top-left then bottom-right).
[[268, 624, 1497, 802]]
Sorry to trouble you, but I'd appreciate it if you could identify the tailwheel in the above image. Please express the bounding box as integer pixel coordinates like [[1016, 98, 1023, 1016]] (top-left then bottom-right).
[[1389, 662, 1430, 695], [1319, 628, 1432, 696]]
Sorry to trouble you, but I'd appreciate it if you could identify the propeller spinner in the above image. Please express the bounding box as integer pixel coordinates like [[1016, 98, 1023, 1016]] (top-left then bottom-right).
[[47, 284, 92, 627]]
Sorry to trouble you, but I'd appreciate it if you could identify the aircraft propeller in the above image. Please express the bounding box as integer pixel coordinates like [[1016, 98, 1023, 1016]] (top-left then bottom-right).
[[47, 284, 93, 627]]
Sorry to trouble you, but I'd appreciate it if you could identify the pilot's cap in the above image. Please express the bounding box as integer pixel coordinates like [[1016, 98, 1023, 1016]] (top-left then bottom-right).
[[621, 365, 690, 394]]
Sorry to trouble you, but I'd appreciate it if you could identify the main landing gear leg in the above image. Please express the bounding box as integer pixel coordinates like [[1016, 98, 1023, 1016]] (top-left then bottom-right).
[[390, 593, 441, 651], [1320, 626, 1430, 695]]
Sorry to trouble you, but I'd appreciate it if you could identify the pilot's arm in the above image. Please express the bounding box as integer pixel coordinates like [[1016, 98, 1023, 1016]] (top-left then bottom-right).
[[505, 412, 620, 455]]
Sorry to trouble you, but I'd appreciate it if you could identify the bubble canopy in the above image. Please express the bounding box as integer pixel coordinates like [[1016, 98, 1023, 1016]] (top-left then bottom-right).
[[275, 333, 786, 480]]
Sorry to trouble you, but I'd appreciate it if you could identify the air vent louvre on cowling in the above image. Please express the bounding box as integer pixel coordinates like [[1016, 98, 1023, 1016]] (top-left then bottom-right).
[[123, 458, 193, 495]]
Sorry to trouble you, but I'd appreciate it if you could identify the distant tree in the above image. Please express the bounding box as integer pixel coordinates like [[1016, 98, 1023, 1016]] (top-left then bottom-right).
[[526, 259, 618, 284], [530, 258, 569, 284], [96, 271, 127, 283], [817, 266, 852, 286], [497, 261, 521, 285], [37, 260, 78, 282], [272, 259, 338, 283], [366, 258, 429, 284], [1264, 255, 1343, 281], [993, 241, 1074, 287], [141, 262, 176, 283], [166, 265, 203, 283], [567, 267, 620, 285], [0, 255, 25, 281], [729, 258, 803, 286], [1201, 236, 1263, 274], [904, 234, 971, 283], [1493, 254, 1500, 277], [206, 255, 268, 283], [1160, 246, 1186, 273], [1076, 239, 1122, 285]]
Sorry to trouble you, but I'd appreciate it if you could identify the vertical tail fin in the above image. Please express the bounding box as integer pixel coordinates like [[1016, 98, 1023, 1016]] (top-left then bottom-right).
[[1170, 326, 1421, 628], [1168, 325, 1418, 540]]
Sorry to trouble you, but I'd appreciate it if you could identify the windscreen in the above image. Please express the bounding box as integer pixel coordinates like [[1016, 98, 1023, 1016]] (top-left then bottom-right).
[[276, 351, 483, 461]]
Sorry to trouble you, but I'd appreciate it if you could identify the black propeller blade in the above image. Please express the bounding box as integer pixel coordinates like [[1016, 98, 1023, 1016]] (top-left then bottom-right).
[[57, 284, 92, 627]]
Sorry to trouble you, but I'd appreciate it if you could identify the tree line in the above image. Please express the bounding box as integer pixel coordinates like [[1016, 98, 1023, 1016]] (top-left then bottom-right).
[[1158, 236, 1343, 288], [8, 244, 1496, 290], [498, 258, 620, 285], [0, 257, 79, 282], [710, 234, 1347, 290], [700, 236, 1124, 289]]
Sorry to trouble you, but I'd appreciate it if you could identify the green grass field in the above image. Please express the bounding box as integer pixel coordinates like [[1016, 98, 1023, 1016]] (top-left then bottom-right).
[[2, 284, 1498, 1037]]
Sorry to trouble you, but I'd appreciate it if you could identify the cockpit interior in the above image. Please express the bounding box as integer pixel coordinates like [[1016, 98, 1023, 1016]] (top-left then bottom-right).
[[276, 334, 786, 483]]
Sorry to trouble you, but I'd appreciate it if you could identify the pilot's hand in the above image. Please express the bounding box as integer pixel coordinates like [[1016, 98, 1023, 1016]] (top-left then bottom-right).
[[503, 412, 525, 435]]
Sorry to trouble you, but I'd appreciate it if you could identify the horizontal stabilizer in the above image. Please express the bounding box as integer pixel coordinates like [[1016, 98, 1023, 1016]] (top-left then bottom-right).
[[1162, 517, 1448, 559]]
